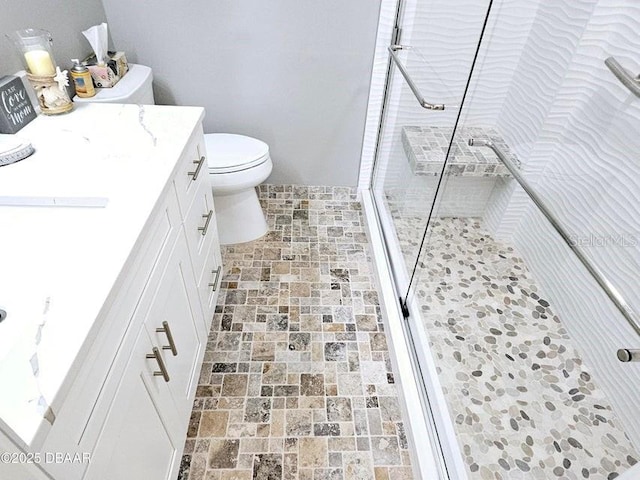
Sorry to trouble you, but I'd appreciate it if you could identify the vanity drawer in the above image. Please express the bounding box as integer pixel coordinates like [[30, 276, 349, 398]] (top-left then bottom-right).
[[198, 224, 223, 330], [173, 124, 207, 218], [182, 177, 217, 287]]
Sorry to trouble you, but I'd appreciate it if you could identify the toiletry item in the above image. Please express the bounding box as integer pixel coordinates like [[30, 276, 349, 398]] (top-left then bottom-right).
[[70, 59, 95, 98], [82, 23, 108, 66], [81, 24, 128, 88]]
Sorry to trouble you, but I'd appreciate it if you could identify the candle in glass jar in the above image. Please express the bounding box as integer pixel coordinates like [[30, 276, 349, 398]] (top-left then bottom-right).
[[24, 50, 55, 75]]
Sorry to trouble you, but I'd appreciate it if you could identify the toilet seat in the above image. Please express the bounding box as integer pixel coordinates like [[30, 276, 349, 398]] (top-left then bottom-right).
[[205, 134, 270, 174]]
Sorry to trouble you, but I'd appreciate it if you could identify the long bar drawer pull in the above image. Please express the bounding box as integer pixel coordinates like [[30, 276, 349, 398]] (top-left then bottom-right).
[[617, 349, 640, 363], [198, 210, 214, 236], [146, 347, 170, 382], [469, 138, 640, 355], [157, 321, 178, 356], [605, 57, 640, 99], [388, 45, 445, 111], [187, 156, 206, 181], [208, 265, 223, 291]]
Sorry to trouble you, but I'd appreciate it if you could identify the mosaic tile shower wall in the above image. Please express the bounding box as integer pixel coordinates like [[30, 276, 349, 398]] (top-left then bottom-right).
[[179, 186, 413, 480]]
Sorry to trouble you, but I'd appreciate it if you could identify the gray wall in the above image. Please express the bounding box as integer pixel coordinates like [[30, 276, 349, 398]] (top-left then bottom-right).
[[0, 0, 107, 76], [101, 0, 381, 186]]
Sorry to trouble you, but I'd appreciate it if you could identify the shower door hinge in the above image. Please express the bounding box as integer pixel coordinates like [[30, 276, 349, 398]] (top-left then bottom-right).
[[392, 26, 402, 46], [399, 297, 410, 319]]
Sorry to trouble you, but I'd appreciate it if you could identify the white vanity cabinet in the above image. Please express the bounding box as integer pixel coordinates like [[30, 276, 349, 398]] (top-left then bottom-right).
[[84, 232, 203, 480], [0, 104, 222, 480], [176, 126, 223, 330]]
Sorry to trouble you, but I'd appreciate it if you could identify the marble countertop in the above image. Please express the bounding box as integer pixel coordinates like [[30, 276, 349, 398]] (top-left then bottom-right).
[[0, 103, 204, 448]]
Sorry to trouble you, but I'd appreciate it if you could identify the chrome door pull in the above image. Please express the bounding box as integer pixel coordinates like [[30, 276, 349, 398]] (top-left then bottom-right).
[[617, 349, 640, 362], [187, 156, 206, 181], [388, 45, 445, 111], [198, 210, 214, 236], [157, 321, 178, 356], [605, 57, 640, 99], [469, 138, 640, 340], [208, 265, 222, 291], [146, 347, 170, 382]]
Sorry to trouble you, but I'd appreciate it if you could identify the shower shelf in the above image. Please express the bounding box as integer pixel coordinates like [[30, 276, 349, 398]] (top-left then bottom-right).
[[401, 126, 520, 177]]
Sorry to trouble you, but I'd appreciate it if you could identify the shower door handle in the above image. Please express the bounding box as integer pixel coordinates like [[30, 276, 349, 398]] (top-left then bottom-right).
[[388, 45, 445, 111], [604, 57, 640, 99], [617, 349, 640, 362]]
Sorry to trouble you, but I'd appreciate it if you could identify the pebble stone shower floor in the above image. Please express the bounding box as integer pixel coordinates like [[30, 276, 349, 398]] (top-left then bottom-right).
[[393, 213, 639, 480], [178, 186, 414, 480]]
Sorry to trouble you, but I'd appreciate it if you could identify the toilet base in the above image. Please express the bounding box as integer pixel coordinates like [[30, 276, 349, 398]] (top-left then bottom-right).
[[213, 187, 268, 245]]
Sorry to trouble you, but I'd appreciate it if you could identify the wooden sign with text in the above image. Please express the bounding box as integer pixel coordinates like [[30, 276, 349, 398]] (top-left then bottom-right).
[[0, 76, 37, 134]]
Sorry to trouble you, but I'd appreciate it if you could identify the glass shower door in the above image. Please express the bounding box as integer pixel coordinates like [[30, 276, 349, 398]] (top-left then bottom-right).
[[404, 1, 640, 477], [370, 0, 493, 297]]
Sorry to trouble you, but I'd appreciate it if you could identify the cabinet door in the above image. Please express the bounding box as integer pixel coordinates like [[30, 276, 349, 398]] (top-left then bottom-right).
[[145, 231, 206, 422], [83, 330, 179, 480]]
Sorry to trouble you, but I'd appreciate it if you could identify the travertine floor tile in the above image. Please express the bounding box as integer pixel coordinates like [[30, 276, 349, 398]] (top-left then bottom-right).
[[178, 186, 412, 480]]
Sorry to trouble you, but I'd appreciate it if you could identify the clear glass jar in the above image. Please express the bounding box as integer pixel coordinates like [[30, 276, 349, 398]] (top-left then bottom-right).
[[10, 29, 57, 76]]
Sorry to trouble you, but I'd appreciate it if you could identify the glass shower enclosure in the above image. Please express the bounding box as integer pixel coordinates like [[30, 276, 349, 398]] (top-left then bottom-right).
[[368, 0, 640, 478]]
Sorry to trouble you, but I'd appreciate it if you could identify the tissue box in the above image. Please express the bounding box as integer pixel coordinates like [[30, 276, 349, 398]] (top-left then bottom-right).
[[82, 51, 129, 88]]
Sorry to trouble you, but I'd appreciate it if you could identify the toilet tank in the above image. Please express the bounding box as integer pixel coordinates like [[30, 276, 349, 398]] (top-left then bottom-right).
[[73, 64, 155, 105]]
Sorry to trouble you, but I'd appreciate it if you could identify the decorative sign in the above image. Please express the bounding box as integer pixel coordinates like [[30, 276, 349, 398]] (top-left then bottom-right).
[[0, 75, 37, 134]]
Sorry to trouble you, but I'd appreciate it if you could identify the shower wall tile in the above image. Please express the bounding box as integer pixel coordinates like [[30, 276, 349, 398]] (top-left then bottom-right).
[[497, 0, 640, 447]]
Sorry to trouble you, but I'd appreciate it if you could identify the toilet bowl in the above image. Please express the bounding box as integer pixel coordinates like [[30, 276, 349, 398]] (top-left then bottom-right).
[[205, 133, 272, 245]]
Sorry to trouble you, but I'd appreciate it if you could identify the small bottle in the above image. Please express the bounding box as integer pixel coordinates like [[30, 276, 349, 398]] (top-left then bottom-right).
[[70, 59, 95, 98]]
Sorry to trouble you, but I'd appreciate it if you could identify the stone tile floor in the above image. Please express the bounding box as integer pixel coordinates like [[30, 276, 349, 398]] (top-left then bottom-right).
[[178, 186, 414, 480], [392, 213, 639, 479]]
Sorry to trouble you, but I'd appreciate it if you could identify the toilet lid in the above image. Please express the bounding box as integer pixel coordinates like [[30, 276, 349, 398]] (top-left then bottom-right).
[[206, 134, 270, 173]]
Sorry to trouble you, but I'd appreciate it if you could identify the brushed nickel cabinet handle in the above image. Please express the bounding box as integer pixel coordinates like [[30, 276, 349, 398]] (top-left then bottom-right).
[[146, 347, 170, 382], [198, 210, 214, 236], [157, 321, 178, 356], [187, 156, 206, 181], [208, 265, 222, 291]]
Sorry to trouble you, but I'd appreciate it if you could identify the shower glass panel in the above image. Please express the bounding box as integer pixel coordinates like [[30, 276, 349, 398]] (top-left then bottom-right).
[[370, 0, 492, 294], [404, 1, 640, 477]]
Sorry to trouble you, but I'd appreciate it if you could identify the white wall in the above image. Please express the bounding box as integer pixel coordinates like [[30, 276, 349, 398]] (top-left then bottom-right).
[[0, 0, 107, 77], [100, 0, 381, 187]]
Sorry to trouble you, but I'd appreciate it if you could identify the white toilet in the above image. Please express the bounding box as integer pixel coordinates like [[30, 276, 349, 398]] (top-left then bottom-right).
[[75, 64, 272, 245], [205, 134, 272, 245]]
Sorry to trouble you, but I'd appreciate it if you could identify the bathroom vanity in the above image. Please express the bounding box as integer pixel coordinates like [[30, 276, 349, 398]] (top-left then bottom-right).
[[0, 103, 222, 480]]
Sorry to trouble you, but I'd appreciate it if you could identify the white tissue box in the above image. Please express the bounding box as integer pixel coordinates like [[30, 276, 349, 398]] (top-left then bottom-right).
[[82, 51, 129, 88]]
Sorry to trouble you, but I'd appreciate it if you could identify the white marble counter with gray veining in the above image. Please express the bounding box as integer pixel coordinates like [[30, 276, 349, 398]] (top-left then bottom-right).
[[0, 103, 204, 448]]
